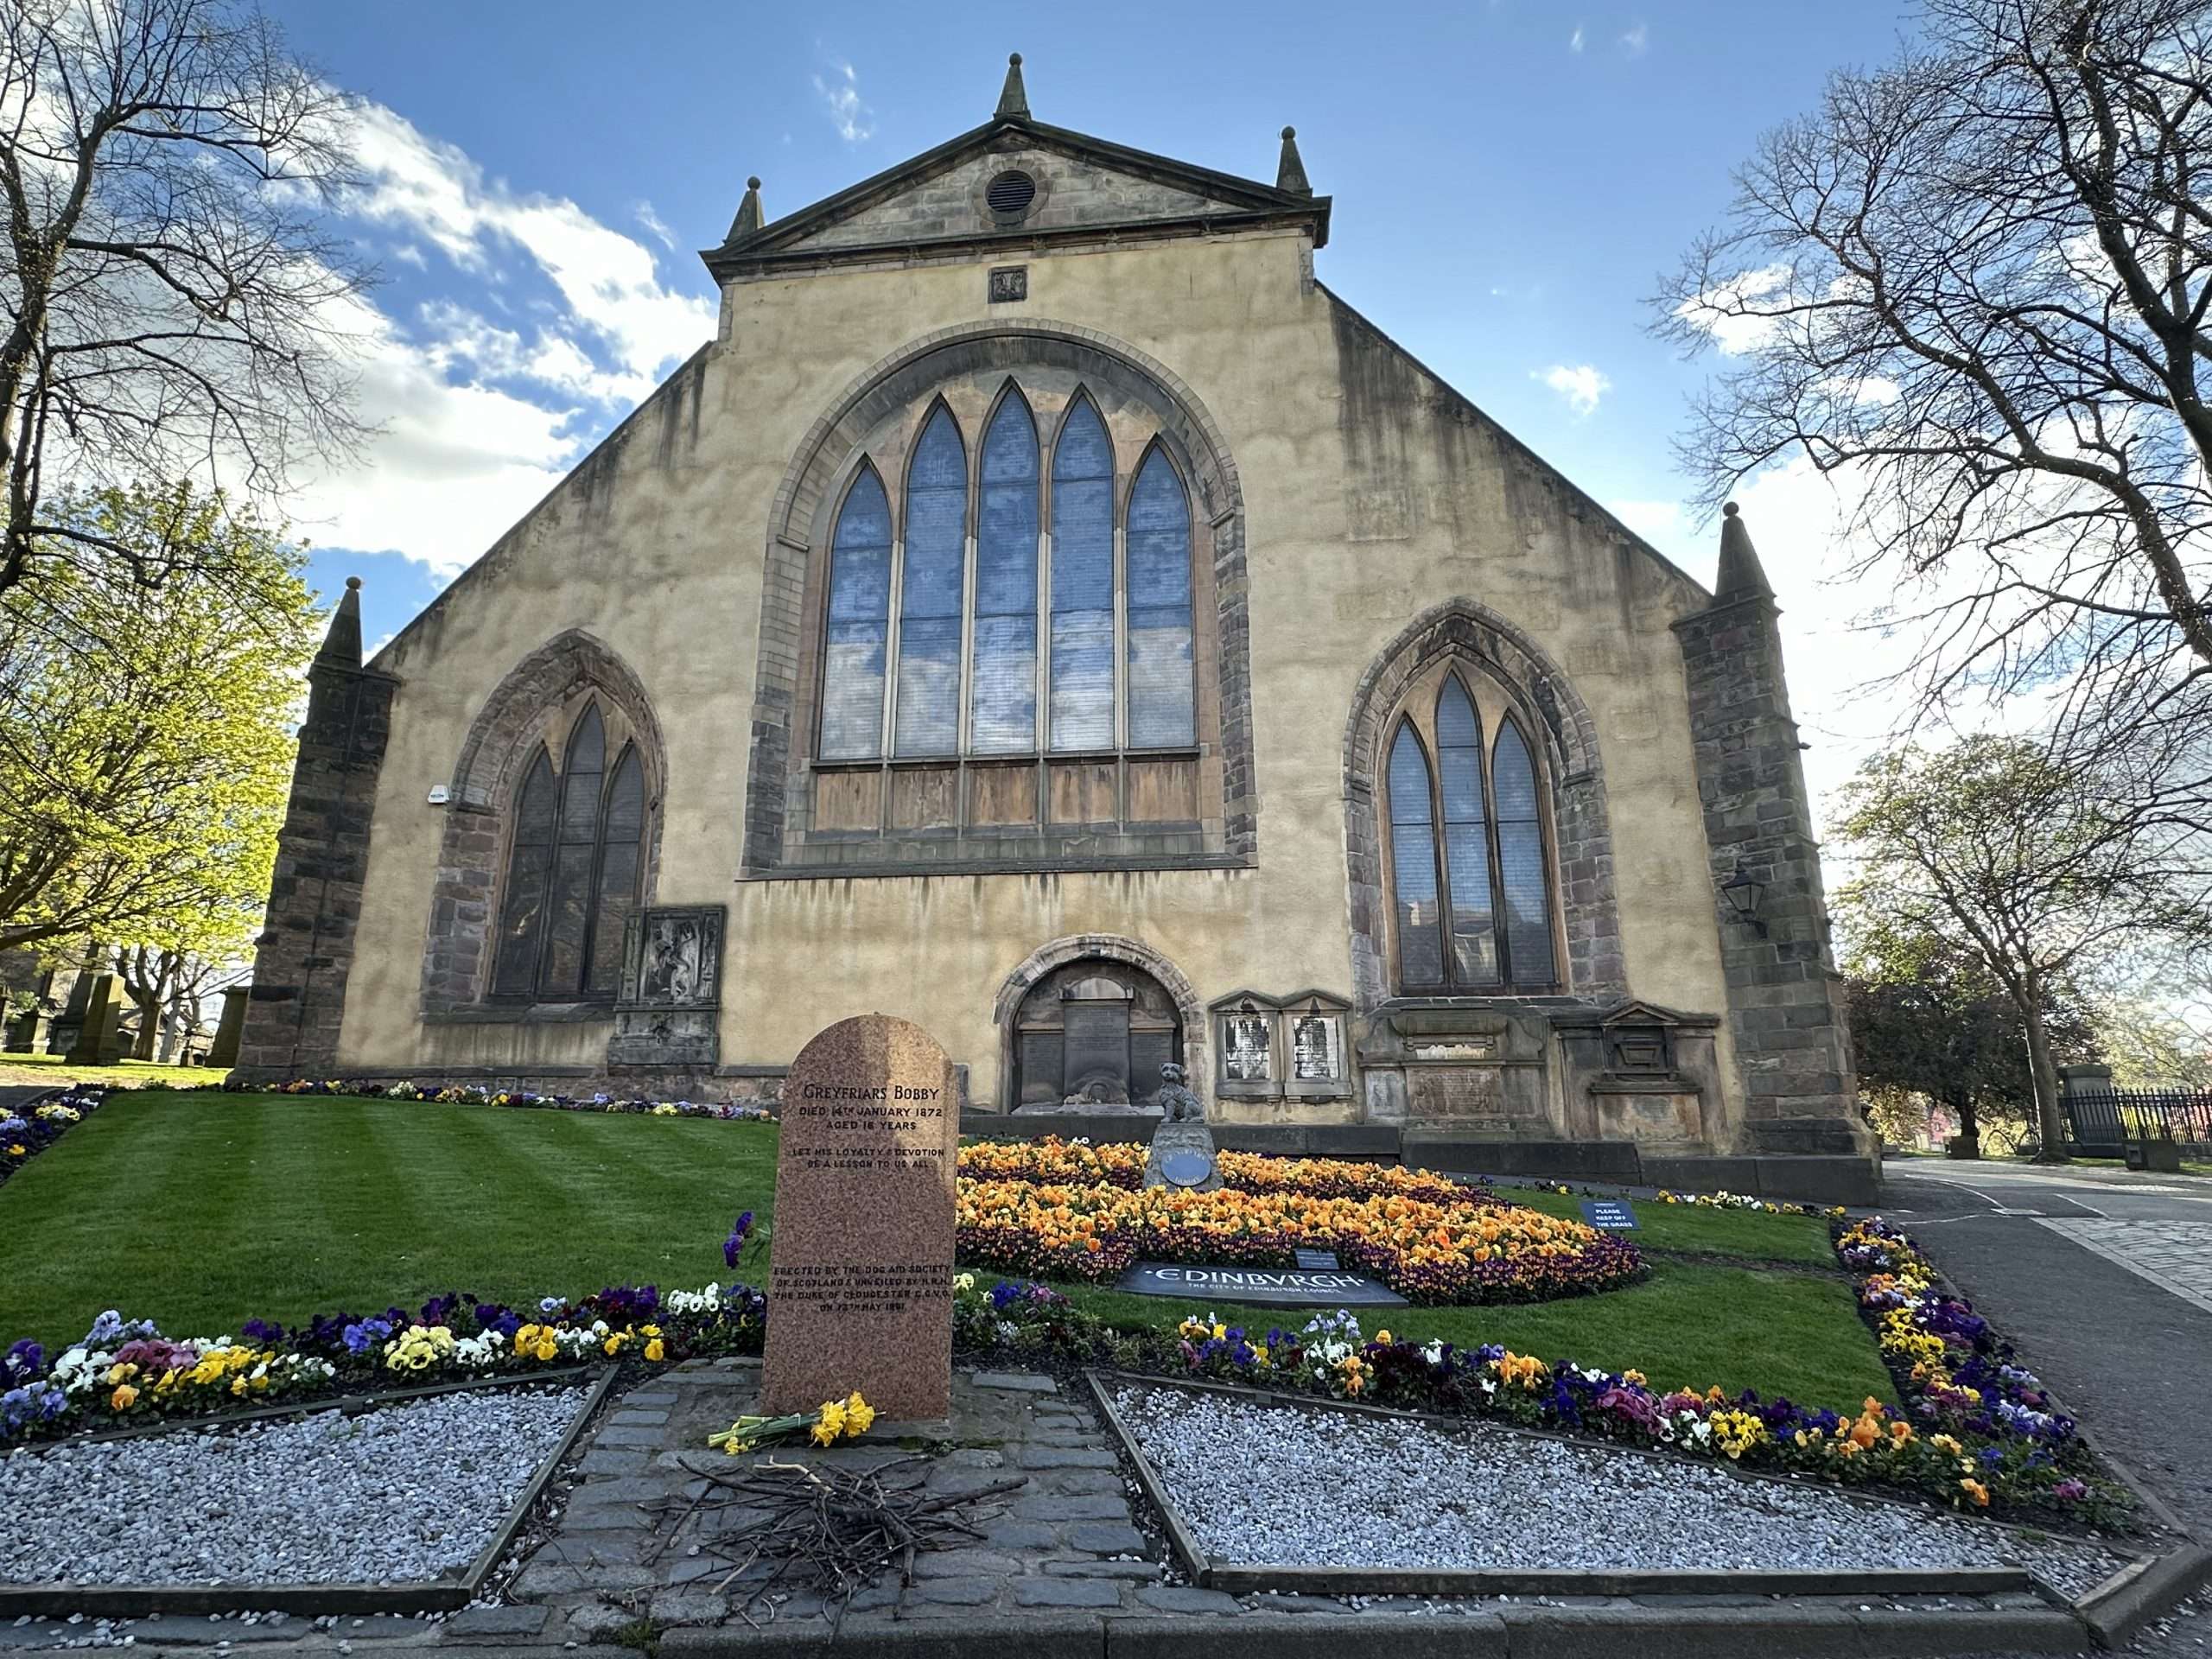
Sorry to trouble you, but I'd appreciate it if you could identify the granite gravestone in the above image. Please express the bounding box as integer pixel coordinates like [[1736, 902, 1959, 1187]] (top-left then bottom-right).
[[64, 974, 124, 1065], [760, 1014, 960, 1421]]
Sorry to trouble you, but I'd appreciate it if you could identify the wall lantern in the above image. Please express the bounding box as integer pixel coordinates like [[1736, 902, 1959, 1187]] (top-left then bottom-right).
[[1719, 861, 1769, 938]]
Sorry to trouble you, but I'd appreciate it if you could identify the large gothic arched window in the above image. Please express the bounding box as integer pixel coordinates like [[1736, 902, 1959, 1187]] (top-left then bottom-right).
[[1382, 667, 1560, 993], [492, 702, 645, 1001], [816, 383, 1196, 762]]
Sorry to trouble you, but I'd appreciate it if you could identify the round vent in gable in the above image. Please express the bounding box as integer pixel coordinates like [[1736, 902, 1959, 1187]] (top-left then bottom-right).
[[985, 168, 1038, 224]]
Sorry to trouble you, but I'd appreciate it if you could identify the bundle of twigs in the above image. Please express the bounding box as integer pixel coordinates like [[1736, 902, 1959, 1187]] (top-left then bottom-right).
[[646, 1454, 1026, 1630]]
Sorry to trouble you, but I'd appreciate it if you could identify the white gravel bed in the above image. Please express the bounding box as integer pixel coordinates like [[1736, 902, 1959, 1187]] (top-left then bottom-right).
[[0, 1384, 588, 1587], [1113, 1384, 2127, 1600]]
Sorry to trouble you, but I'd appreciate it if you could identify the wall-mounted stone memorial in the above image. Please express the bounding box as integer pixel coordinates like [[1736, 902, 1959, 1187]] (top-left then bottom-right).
[[760, 1014, 959, 1421], [606, 906, 724, 1067]]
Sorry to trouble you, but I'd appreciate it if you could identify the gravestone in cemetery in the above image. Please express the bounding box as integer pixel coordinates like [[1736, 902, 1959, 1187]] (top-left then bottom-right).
[[63, 973, 124, 1065], [205, 985, 251, 1069], [760, 1014, 960, 1421]]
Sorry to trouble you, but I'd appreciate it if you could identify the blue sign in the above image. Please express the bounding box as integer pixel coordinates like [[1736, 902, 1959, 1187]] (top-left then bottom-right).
[[1580, 1198, 1638, 1230], [1160, 1149, 1215, 1188], [1293, 1248, 1340, 1271], [1113, 1262, 1407, 1307]]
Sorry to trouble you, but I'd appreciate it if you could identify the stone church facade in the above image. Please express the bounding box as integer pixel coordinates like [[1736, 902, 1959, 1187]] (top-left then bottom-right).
[[235, 59, 1875, 1199]]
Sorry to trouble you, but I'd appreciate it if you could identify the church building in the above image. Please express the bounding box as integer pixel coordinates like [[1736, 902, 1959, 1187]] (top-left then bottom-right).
[[234, 58, 1875, 1200]]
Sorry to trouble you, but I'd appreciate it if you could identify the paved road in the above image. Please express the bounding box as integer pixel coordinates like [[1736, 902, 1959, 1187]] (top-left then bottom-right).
[[1880, 1160, 2212, 1655]]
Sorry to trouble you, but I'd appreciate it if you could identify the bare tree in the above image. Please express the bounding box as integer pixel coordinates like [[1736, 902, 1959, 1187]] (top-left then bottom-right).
[[1656, 0, 2212, 830], [0, 0, 371, 595]]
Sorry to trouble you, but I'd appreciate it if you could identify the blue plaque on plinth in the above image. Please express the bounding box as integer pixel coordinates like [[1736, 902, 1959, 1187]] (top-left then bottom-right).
[[1160, 1149, 1214, 1187]]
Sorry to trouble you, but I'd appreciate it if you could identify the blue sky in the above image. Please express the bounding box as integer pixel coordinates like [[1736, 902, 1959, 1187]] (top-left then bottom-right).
[[270, 0, 1922, 804]]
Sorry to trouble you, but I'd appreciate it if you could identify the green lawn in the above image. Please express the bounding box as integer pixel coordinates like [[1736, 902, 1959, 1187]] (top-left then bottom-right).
[[0, 1052, 232, 1090], [1058, 1263, 1892, 1407], [1, 1090, 777, 1346], [2, 1090, 1890, 1411], [1500, 1185, 1838, 1265]]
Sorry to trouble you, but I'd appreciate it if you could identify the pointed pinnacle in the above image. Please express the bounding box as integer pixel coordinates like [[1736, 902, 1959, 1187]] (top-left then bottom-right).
[[1714, 502, 1776, 602], [996, 52, 1030, 121], [318, 575, 363, 669], [1276, 125, 1312, 196], [725, 176, 764, 244]]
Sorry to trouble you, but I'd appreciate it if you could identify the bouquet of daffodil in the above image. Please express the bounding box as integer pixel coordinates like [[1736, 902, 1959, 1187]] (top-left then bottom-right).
[[708, 1390, 875, 1455]]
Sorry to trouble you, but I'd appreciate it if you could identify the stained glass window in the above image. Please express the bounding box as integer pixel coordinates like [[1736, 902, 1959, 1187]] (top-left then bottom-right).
[[1050, 398, 1116, 750], [1125, 448, 1195, 747], [493, 703, 647, 1001], [973, 395, 1040, 753], [1493, 717, 1555, 986], [813, 386, 1205, 781], [1382, 675, 1558, 993], [894, 404, 966, 756], [1388, 721, 1444, 987], [819, 467, 892, 760]]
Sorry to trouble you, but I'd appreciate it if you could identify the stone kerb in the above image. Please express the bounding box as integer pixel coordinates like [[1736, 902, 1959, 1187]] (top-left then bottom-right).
[[760, 1014, 961, 1421]]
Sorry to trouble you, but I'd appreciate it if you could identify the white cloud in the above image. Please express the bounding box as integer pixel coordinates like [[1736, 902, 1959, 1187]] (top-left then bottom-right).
[[266, 99, 720, 582], [1675, 262, 1795, 356], [633, 199, 677, 251], [1569, 24, 1585, 52], [1535, 363, 1611, 416], [1618, 21, 1649, 54], [815, 61, 874, 144], [342, 102, 712, 393]]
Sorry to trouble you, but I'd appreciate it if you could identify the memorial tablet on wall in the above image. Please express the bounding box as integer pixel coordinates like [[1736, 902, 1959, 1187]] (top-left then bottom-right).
[[760, 1014, 959, 1421]]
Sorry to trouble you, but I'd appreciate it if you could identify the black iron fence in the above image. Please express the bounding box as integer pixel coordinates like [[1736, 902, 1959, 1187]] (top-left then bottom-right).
[[2061, 1086, 2212, 1155]]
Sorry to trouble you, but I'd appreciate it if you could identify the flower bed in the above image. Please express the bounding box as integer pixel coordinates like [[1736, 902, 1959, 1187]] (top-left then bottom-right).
[[957, 1267, 2131, 1526], [956, 1137, 1471, 1205], [1, 1283, 766, 1444], [957, 1171, 1643, 1304], [0, 1089, 99, 1190]]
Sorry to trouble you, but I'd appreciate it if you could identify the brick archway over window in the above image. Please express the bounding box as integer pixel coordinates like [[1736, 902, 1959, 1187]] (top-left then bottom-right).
[[990, 933, 1205, 1113], [421, 631, 667, 1012], [1341, 600, 1624, 1013], [742, 320, 1255, 877]]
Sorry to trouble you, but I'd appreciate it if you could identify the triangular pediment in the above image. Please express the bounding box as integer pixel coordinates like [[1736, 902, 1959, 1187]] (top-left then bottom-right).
[[703, 117, 1327, 282]]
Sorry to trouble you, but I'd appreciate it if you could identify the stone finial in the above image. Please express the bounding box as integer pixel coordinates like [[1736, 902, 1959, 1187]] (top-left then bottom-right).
[[995, 52, 1030, 121], [1714, 501, 1776, 602], [1276, 124, 1312, 196], [317, 575, 363, 669], [725, 176, 764, 244]]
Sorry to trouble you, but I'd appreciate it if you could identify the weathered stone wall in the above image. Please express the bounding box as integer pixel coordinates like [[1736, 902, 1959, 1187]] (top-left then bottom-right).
[[233, 650, 397, 1082], [329, 224, 1739, 1120], [1675, 582, 1866, 1153]]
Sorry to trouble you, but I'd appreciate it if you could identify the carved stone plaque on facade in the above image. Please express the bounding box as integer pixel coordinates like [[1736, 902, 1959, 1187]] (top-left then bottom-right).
[[1408, 1066, 1507, 1123], [1224, 1014, 1272, 1082], [606, 906, 724, 1067], [1290, 1014, 1341, 1084], [761, 1014, 958, 1420]]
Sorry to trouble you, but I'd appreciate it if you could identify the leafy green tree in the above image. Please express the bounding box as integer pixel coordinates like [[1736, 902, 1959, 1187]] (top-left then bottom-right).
[[1840, 909, 2098, 1154], [1833, 735, 2209, 1158], [0, 483, 320, 955]]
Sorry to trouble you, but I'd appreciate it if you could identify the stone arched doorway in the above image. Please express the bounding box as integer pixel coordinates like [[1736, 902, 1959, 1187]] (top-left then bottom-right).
[[1007, 958, 1185, 1111]]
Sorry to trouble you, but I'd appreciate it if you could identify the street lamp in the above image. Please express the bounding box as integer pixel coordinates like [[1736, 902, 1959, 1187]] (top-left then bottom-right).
[[1719, 861, 1769, 938]]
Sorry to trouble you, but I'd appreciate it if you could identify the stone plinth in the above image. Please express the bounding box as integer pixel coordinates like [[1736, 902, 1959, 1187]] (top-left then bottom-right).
[[760, 1014, 959, 1421], [1142, 1120, 1221, 1192]]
